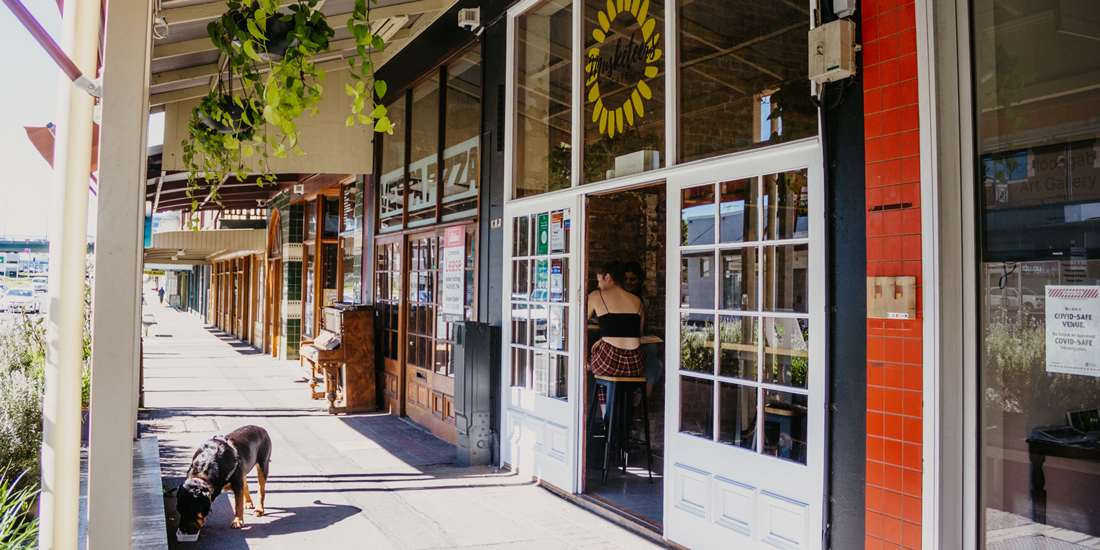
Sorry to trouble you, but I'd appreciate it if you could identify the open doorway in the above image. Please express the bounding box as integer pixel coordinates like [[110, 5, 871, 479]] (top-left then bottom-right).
[[583, 183, 666, 528]]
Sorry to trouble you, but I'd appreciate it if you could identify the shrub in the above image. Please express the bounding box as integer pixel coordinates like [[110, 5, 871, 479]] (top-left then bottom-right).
[[0, 366, 44, 487], [0, 469, 40, 549]]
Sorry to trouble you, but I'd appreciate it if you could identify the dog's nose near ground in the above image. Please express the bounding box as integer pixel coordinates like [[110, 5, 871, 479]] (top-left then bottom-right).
[[144, 304, 662, 550]]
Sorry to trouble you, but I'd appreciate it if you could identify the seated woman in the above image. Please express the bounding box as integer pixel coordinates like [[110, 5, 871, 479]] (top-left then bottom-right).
[[587, 261, 645, 377]]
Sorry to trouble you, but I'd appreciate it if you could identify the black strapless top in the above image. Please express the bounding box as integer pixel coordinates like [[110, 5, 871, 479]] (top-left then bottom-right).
[[595, 290, 642, 338]]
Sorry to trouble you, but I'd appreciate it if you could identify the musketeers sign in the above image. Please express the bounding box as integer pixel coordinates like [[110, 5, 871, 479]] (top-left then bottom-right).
[[586, 0, 663, 138]]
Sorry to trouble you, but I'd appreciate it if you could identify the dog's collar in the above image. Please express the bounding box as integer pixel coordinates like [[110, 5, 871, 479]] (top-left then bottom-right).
[[187, 476, 212, 493], [213, 435, 238, 480]]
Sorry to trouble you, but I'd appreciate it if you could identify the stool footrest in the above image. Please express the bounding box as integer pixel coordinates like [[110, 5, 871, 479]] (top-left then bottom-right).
[[594, 375, 646, 382]]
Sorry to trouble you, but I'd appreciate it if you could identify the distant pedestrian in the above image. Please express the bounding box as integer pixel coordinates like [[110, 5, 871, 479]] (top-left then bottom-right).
[[158, 287, 165, 304]]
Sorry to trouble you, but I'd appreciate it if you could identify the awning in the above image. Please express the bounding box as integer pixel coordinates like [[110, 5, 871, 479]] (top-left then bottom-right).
[[25, 123, 100, 172], [143, 228, 265, 265]]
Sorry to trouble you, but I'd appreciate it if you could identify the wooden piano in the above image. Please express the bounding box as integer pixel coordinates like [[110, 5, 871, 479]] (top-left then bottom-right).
[[300, 303, 376, 414]]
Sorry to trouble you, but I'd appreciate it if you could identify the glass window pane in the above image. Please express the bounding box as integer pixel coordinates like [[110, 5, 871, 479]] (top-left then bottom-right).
[[532, 304, 549, 348], [515, 0, 573, 198], [513, 260, 529, 298], [341, 237, 360, 303], [533, 351, 549, 395], [720, 178, 758, 243], [976, 0, 1100, 537], [512, 347, 529, 388], [514, 215, 531, 257], [551, 353, 568, 400], [534, 259, 550, 300], [677, 0, 817, 163], [719, 315, 757, 380], [682, 185, 716, 246], [680, 312, 715, 374], [305, 199, 317, 241], [550, 258, 568, 302], [323, 195, 340, 239], [549, 305, 568, 351], [582, 0, 665, 184], [721, 247, 757, 311], [680, 376, 714, 439], [763, 170, 809, 241], [763, 244, 808, 313], [681, 251, 716, 309], [763, 390, 807, 465], [379, 98, 407, 232], [409, 77, 440, 227], [551, 209, 570, 253], [443, 46, 482, 219], [512, 303, 529, 346], [719, 382, 757, 450], [761, 317, 808, 388]]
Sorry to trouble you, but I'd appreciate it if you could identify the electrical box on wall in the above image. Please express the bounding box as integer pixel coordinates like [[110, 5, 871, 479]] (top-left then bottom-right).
[[867, 276, 918, 319], [808, 19, 859, 84]]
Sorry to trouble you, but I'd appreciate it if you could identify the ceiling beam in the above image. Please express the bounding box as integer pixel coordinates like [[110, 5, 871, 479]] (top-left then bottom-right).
[[151, 63, 220, 86], [153, 37, 215, 61]]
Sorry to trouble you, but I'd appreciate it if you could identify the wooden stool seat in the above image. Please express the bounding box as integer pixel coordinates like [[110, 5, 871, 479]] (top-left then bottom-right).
[[594, 375, 647, 383]]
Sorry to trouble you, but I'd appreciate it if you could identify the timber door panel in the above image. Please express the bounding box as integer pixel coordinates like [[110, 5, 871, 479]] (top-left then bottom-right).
[[375, 236, 405, 416]]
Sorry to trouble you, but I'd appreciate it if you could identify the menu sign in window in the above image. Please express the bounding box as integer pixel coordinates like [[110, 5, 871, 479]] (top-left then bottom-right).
[[441, 226, 466, 322], [1046, 286, 1100, 376]]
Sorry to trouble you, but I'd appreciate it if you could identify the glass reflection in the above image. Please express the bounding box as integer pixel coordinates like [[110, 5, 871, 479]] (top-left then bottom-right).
[[763, 244, 808, 313], [682, 185, 716, 246], [379, 98, 407, 231], [680, 312, 715, 374], [409, 77, 440, 227], [721, 248, 757, 311], [443, 46, 481, 219], [719, 315, 757, 380], [680, 376, 714, 439], [764, 170, 809, 241], [681, 251, 716, 309], [762, 317, 808, 388], [719, 382, 757, 450], [720, 178, 758, 243], [515, 0, 573, 198], [677, 0, 817, 163], [763, 390, 807, 464]]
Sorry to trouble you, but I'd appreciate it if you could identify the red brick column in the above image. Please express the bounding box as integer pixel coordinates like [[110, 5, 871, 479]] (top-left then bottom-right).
[[862, 0, 923, 548]]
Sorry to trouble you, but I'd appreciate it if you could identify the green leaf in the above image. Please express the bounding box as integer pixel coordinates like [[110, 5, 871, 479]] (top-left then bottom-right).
[[243, 40, 261, 62], [369, 104, 387, 119], [263, 104, 282, 125], [374, 116, 392, 133], [353, 96, 365, 113], [355, 80, 366, 94], [346, 115, 356, 127], [346, 82, 357, 97], [374, 80, 387, 99], [242, 145, 255, 158], [294, 148, 306, 155], [247, 19, 265, 41], [371, 35, 384, 51], [357, 113, 370, 124]]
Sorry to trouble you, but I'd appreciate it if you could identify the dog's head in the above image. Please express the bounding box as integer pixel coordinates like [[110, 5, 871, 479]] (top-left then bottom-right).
[[175, 477, 213, 534]]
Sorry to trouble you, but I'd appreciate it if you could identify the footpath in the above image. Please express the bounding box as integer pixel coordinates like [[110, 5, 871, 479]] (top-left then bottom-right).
[[140, 294, 663, 550]]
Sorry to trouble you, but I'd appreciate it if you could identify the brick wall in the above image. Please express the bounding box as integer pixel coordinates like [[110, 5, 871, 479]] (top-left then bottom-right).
[[862, 0, 923, 548]]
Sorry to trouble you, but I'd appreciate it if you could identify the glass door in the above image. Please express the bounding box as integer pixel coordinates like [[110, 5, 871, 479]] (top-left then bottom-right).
[[503, 197, 580, 490], [665, 140, 825, 550]]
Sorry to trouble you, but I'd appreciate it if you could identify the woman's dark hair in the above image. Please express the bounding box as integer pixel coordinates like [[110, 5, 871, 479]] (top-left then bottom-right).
[[622, 261, 645, 284], [598, 261, 625, 285]]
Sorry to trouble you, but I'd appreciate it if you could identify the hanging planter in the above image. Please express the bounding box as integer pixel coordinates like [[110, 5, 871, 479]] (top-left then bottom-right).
[[181, 0, 395, 219]]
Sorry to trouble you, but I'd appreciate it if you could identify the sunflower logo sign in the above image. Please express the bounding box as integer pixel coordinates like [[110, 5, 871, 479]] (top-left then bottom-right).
[[586, 0, 662, 138]]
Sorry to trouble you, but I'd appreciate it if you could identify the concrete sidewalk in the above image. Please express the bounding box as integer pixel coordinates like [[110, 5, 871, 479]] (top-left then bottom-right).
[[141, 298, 664, 550]]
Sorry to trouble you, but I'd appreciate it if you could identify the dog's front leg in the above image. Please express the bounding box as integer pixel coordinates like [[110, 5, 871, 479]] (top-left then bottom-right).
[[231, 484, 245, 528]]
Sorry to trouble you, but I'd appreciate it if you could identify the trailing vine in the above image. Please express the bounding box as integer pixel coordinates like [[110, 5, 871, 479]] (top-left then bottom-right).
[[180, 0, 392, 217]]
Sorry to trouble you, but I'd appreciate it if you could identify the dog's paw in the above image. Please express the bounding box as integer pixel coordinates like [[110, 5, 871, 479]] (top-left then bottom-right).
[[253, 508, 264, 517], [243, 501, 254, 510], [231, 518, 244, 529]]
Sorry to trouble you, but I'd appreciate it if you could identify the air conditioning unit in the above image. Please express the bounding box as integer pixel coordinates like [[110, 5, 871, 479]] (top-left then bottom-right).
[[293, 184, 305, 195], [458, 8, 480, 31]]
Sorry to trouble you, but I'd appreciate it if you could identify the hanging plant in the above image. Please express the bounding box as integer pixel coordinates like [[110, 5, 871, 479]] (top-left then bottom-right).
[[180, 0, 393, 214]]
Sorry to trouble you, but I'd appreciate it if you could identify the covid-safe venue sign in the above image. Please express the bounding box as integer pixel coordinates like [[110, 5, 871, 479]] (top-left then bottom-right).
[[586, 0, 663, 138], [1046, 286, 1100, 376]]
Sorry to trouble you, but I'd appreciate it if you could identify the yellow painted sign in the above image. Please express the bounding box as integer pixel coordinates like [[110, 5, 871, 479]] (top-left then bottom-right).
[[585, 0, 663, 138]]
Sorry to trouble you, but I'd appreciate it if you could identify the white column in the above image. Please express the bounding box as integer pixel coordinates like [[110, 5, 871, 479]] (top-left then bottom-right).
[[40, 0, 101, 548], [87, 0, 154, 548]]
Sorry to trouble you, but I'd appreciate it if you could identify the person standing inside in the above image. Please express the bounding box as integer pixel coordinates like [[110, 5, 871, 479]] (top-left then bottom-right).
[[157, 287, 165, 304]]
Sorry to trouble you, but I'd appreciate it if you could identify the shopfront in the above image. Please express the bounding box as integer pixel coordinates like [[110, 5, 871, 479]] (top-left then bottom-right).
[[372, 43, 483, 443], [502, 0, 824, 546]]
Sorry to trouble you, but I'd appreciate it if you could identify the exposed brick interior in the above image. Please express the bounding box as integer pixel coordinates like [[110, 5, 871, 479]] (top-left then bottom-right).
[[862, 0, 923, 548]]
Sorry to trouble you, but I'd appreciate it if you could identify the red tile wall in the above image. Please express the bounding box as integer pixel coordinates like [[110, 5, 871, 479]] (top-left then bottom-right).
[[862, 0, 923, 548]]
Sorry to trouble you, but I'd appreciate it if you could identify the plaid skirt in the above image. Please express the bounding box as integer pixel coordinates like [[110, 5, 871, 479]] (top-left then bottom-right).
[[589, 340, 645, 377]]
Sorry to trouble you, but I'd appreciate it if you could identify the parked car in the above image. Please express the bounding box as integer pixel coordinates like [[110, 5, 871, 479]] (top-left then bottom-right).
[[1, 289, 39, 313], [31, 276, 47, 292], [988, 287, 1045, 313]]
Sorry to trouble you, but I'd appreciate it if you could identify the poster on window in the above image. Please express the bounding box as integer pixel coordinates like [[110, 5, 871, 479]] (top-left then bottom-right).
[[549, 306, 564, 350], [550, 211, 565, 253], [1046, 286, 1100, 376], [441, 226, 465, 322]]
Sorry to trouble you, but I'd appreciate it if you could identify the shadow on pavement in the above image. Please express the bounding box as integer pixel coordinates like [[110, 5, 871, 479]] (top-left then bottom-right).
[[164, 495, 361, 550]]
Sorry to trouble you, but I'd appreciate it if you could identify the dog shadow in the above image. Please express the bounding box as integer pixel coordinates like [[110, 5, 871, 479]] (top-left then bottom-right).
[[166, 495, 360, 549]]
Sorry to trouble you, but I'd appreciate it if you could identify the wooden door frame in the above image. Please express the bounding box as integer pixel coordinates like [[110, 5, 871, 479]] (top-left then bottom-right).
[[375, 233, 407, 417]]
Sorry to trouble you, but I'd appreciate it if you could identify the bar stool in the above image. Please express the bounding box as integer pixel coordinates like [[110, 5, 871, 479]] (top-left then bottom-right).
[[587, 375, 654, 485]]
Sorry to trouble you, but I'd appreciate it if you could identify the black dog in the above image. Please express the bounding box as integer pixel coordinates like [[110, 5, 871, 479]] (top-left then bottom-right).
[[176, 425, 271, 533]]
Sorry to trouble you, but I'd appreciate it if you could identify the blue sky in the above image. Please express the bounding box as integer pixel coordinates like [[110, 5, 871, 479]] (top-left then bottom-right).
[[0, 4, 163, 238]]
